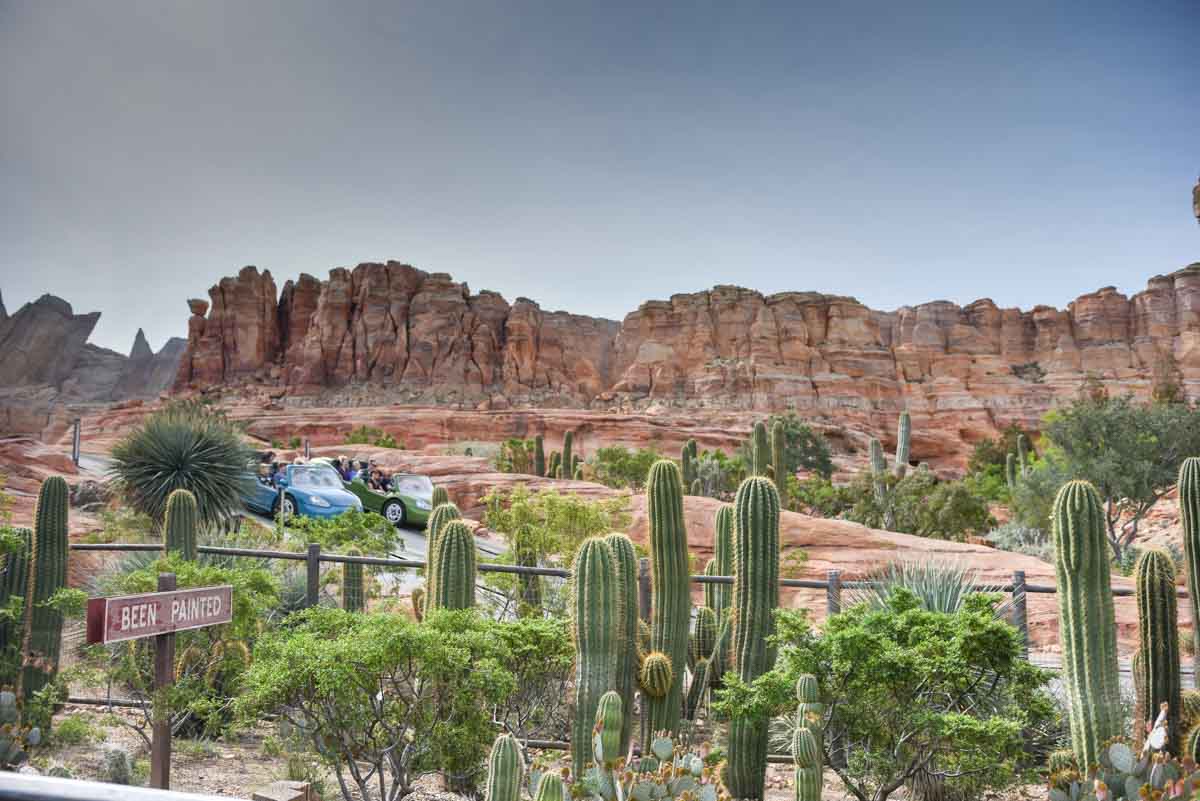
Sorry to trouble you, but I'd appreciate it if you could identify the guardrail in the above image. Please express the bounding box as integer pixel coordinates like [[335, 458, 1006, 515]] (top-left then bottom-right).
[[0, 773, 245, 801]]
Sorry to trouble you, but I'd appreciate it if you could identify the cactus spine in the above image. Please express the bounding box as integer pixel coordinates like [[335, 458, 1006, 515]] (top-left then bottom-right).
[[604, 532, 639, 757], [429, 519, 476, 611], [484, 733, 523, 801], [571, 537, 621, 777], [894, 411, 911, 477], [534, 434, 546, 478], [1180, 457, 1200, 677], [431, 485, 449, 508], [534, 773, 567, 801], [342, 547, 365, 612], [1053, 480, 1121, 769], [594, 689, 624, 767], [645, 459, 690, 735], [770, 420, 787, 507], [727, 476, 780, 801], [562, 431, 574, 479], [752, 421, 769, 477], [163, 488, 199, 560], [19, 476, 69, 702], [1135, 547, 1181, 750], [423, 502, 461, 613]]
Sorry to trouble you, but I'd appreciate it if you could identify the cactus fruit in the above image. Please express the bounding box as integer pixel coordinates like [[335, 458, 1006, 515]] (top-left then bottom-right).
[[640, 651, 673, 698], [727, 476, 780, 801], [604, 532, 639, 757], [562, 431, 574, 480], [752, 421, 769, 477], [645, 459, 690, 735], [20, 476, 69, 703], [423, 502, 462, 613], [690, 607, 717, 668], [534, 773, 567, 801], [431, 486, 450, 508], [594, 689, 624, 767], [428, 520, 476, 611], [484, 733, 523, 801], [684, 657, 708, 721], [1180, 457, 1200, 673], [163, 488, 199, 560], [342, 547, 365, 612], [534, 434, 546, 477], [1134, 547, 1181, 750], [1053, 480, 1122, 769], [894, 411, 911, 478], [792, 727, 822, 801], [0, 528, 30, 657], [571, 537, 621, 777]]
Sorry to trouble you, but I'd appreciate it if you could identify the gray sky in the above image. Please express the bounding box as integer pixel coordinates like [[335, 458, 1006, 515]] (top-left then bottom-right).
[[2, 0, 1197, 354]]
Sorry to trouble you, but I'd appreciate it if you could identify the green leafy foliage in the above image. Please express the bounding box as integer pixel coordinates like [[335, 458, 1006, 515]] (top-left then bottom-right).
[[109, 400, 253, 528], [739, 413, 833, 480], [844, 469, 995, 541], [483, 486, 630, 567], [285, 509, 398, 555], [343, 425, 401, 448], [587, 446, 662, 490], [496, 439, 537, 474]]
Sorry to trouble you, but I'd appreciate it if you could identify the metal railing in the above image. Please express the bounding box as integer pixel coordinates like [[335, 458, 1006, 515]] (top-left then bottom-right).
[[0, 773, 245, 801]]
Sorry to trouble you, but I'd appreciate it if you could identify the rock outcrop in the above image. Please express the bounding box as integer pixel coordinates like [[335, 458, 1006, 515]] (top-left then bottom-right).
[[171, 260, 1200, 465]]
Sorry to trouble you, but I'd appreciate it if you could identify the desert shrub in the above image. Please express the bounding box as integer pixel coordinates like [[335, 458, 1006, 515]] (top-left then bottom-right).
[[288, 436, 302, 449], [1009, 448, 1071, 533], [717, 589, 1055, 801], [695, 448, 743, 497], [967, 424, 1036, 475], [50, 714, 100, 746], [343, 425, 400, 448], [489, 615, 575, 741], [110, 400, 253, 528], [483, 486, 630, 566], [845, 559, 1009, 615], [236, 608, 515, 800], [792, 474, 854, 517], [845, 469, 995, 540], [495, 438, 536, 474], [986, 521, 1052, 562], [285, 510, 398, 556], [738, 412, 834, 479], [588, 445, 662, 490]]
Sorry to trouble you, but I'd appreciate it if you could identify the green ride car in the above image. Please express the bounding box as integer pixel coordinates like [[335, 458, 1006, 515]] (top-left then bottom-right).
[[311, 457, 434, 528]]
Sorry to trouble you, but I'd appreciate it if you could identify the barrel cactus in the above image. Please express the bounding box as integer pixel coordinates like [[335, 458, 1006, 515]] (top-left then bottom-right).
[[571, 537, 621, 777], [726, 476, 780, 801], [431, 485, 450, 508], [1053, 480, 1121, 769], [1180, 457, 1200, 674], [342, 547, 365, 612], [1134, 547, 1181, 750], [604, 532, 639, 757], [640, 651, 673, 699], [163, 488, 199, 560], [1186, 725, 1200, 763], [534, 773, 567, 801], [593, 689, 624, 767], [752, 421, 769, 477], [792, 727, 822, 801], [20, 476, 69, 702], [484, 733, 523, 801], [423, 502, 461, 612], [428, 519, 476, 611], [645, 459, 690, 735]]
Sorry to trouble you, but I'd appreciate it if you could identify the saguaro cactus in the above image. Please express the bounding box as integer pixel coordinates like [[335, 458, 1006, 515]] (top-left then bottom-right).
[[429, 519, 476, 611], [423, 502, 461, 613], [1005, 453, 1018, 492], [712, 505, 734, 616], [342, 547, 365, 612], [645, 460, 690, 735], [1180, 457, 1200, 675], [752, 421, 769, 477], [792, 727, 822, 801], [1053, 480, 1121, 769], [484, 733, 523, 801], [562, 431, 574, 479], [571, 537, 621, 777], [0, 529, 30, 657], [894, 411, 911, 477], [20, 476, 69, 702], [727, 476, 780, 801], [594, 690, 624, 767], [534, 434, 546, 478], [1017, 434, 1030, 475], [681, 439, 697, 491], [770, 420, 787, 507], [1135, 547, 1181, 750], [163, 488, 199, 560], [604, 532, 639, 757], [690, 607, 716, 668]]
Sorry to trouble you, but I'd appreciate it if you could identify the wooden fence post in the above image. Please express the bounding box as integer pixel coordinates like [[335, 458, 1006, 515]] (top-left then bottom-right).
[[638, 558, 651, 623], [306, 543, 321, 608], [1012, 570, 1029, 659], [826, 569, 841, 618], [150, 572, 177, 790]]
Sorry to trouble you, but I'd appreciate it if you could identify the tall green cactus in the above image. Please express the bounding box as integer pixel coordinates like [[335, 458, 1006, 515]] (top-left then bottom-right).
[[484, 733, 523, 801], [429, 519, 476, 611], [681, 439, 697, 491], [792, 727, 822, 801], [795, 673, 824, 745], [423, 502, 461, 613], [1135, 547, 1181, 750], [646, 460, 690, 735], [1053, 480, 1121, 769], [19, 476, 69, 702], [571, 537, 621, 777], [894, 411, 911, 477], [703, 559, 719, 612], [163, 488, 198, 561], [604, 532, 639, 757], [342, 547, 365, 612], [594, 690, 624, 767], [534, 434, 546, 478], [770, 420, 787, 507], [1005, 452, 1017, 492], [0, 529, 30, 663], [1179, 457, 1200, 676], [549, 452, 561, 480], [562, 430, 574, 479], [727, 476, 780, 801], [712, 505, 734, 617], [431, 486, 449, 508], [690, 606, 716, 668], [1017, 434, 1030, 475], [751, 421, 769, 477], [684, 657, 708, 721]]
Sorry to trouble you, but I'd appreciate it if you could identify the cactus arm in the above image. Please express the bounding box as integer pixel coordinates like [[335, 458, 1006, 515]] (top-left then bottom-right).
[[645, 460, 690, 736]]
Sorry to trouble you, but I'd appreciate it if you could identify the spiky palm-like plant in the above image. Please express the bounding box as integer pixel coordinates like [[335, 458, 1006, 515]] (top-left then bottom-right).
[[845, 558, 1010, 617], [110, 401, 252, 529]]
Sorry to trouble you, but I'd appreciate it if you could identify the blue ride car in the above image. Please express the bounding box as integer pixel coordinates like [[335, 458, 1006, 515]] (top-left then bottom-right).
[[242, 463, 363, 520]]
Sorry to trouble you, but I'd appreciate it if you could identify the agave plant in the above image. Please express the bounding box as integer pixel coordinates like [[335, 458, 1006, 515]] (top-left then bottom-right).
[[110, 401, 253, 530], [845, 558, 1012, 618]]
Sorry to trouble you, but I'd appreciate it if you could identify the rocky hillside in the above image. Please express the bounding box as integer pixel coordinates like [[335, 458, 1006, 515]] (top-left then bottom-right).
[[172, 260, 1200, 452], [0, 291, 185, 437]]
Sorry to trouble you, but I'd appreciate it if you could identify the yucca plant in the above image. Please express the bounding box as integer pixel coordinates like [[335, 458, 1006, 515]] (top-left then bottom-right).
[[845, 558, 1011, 617], [110, 401, 253, 529]]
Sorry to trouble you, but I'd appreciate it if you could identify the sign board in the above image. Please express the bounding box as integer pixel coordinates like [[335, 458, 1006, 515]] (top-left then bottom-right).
[[86, 585, 233, 645]]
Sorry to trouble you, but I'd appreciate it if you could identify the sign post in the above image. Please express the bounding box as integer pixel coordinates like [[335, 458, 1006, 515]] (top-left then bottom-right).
[[86, 576, 234, 790]]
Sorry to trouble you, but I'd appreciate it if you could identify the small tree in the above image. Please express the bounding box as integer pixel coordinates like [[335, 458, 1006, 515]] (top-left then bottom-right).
[[739, 413, 834, 480]]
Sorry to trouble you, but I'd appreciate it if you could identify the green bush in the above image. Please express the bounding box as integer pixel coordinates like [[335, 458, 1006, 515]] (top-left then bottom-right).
[[738, 413, 833, 480], [986, 521, 1052, 562], [51, 714, 99, 746], [483, 486, 630, 566], [587, 446, 662, 490], [489, 615, 575, 741], [110, 400, 253, 528], [237, 608, 516, 800], [285, 510, 398, 556], [343, 425, 400, 448], [792, 475, 854, 517], [845, 469, 995, 540]]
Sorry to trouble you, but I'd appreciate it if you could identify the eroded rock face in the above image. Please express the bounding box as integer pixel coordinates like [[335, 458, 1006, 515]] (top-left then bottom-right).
[[171, 261, 1200, 466]]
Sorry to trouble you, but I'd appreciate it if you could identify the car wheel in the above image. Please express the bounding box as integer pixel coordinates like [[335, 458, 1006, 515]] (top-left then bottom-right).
[[382, 499, 405, 526], [274, 494, 297, 521]]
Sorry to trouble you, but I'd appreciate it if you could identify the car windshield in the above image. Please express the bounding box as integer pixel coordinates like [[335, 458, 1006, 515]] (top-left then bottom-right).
[[291, 466, 343, 489], [392, 474, 433, 496]]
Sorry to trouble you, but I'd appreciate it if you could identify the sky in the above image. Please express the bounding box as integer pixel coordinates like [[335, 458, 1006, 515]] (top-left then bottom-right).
[[2, 0, 1198, 355]]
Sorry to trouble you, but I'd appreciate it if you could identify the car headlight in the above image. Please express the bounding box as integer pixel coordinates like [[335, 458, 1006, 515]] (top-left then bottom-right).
[[415, 498, 431, 511], [308, 495, 330, 508]]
